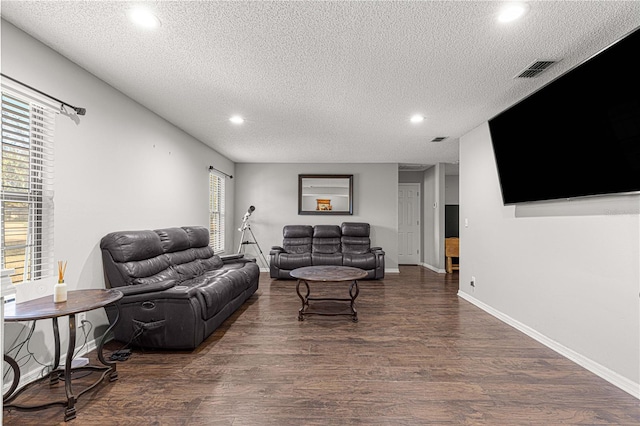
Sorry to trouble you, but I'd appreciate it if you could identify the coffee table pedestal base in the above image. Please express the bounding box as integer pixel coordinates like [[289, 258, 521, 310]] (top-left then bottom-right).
[[296, 278, 361, 322]]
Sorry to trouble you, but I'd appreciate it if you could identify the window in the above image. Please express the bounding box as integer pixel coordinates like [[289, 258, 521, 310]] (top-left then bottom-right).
[[209, 170, 225, 253], [1, 92, 55, 284]]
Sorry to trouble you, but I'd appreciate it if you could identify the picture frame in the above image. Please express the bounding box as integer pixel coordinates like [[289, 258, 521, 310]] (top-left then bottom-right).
[[298, 174, 353, 215]]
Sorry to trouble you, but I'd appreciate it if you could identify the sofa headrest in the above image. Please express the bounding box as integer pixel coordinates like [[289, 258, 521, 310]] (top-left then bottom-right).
[[283, 225, 313, 238], [155, 227, 190, 253], [341, 222, 370, 237], [313, 225, 341, 238], [182, 226, 210, 248], [100, 230, 164, 263]]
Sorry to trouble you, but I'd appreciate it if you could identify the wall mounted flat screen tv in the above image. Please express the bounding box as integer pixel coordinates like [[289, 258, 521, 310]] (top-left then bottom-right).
[[488, 27, 640, 205]]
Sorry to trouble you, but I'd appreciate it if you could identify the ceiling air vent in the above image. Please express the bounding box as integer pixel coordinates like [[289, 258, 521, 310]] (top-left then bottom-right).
[[399, 163, 429, 171], [431, 136, 448, 142], [516, 60, 557, 78]]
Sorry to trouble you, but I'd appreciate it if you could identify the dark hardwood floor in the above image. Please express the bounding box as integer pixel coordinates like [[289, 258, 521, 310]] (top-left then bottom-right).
[[4, 266, 639, 425]]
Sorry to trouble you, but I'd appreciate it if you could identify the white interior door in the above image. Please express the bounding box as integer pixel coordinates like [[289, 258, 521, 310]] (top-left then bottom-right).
[[398, 183, 421, 264]]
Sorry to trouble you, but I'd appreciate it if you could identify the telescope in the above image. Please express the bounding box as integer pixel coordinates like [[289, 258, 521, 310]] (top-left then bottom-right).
[[237, 205, 268, 266], [239, 205, 255, 231], [242, 205, 255, 221]]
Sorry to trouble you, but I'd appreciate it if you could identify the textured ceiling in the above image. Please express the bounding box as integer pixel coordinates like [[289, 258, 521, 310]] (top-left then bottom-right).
[[2, 1, 640, 169]]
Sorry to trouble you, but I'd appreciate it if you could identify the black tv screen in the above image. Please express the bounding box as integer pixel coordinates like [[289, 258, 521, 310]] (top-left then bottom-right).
[[489, 27, 640, 205]]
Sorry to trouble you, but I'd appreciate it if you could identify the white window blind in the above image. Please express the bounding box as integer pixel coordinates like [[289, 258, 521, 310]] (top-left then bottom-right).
[[209, 170, 225, 253], [1, 92, 55, 284]]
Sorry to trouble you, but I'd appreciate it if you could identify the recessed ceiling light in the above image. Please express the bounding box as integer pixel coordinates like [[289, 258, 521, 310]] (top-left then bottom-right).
[[497, 2, 530, 23], [127, 7, 161, 29], [410, 114, 425, 123], [229, 115, 244, 124]]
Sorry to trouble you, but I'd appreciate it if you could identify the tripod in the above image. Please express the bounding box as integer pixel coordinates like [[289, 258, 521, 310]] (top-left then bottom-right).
[[238, 211, 269, 268]]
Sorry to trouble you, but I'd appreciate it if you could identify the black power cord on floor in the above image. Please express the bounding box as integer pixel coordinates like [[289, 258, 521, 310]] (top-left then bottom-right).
[[109, 349, 131, 361], [107, 326, 145, 362]]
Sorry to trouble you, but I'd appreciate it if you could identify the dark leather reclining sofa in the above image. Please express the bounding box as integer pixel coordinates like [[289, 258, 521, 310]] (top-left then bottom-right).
[[270, 222, 385, 279], [100, 226, 259, 350]]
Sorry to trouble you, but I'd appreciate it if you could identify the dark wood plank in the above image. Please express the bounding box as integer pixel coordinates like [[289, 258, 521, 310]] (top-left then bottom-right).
[[4, 266, 639, 425]]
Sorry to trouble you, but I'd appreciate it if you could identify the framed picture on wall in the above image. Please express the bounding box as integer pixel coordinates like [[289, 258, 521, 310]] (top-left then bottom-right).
[[298, 174, 353, 215]]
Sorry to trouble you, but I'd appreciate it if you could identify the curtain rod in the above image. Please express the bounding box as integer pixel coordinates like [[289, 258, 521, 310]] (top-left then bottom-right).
[[209, 166, 233, 179], [1, 73, 86, 116]]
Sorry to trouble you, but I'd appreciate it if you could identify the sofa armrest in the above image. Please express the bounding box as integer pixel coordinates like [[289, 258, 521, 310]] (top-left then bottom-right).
[[219, 253, 255, 265], [270, 246, 285, 254], [222, 256, 256, 265], [219, 253, 245, 261], [116, 280, 177, 297], [371, 247, 385, 279]]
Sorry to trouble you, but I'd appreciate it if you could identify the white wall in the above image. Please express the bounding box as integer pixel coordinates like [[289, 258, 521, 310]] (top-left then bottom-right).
[[459, 122, 640, 396], [233, 163, 399, 272], [445, 174, 459, 205], [398, 170, 424, 184], [422, 164, 446, 271], [2, 20, 235, 381]]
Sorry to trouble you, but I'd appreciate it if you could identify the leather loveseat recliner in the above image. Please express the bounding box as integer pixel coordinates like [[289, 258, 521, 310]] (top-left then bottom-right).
[[270, 222, 385, 279], [100, 226, 259, 350]]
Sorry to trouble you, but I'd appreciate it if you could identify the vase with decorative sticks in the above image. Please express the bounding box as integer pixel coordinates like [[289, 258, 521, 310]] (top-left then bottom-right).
[[54, 260, 67, 303]]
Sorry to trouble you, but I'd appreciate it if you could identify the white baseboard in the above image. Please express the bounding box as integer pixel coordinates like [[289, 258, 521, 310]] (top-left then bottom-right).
[[457, 290, 640, 400], [420, 263, 446, 274]]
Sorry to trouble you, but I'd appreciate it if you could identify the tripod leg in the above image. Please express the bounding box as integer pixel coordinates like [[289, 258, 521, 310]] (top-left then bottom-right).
[[248, 227, 269, 267], [238, 228, 247, 254]]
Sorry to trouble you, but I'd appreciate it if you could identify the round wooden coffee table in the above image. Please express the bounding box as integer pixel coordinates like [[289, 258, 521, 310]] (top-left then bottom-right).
[[291, 265, 367, 322]]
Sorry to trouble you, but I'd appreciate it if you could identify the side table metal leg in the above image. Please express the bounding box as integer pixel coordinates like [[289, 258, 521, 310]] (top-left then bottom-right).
[[63, 314, 77, 421], [64, 403, 77, 422], [49, 317, 61, 385], [3, 355, 20, 402], [97, 303, 121, 381]]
